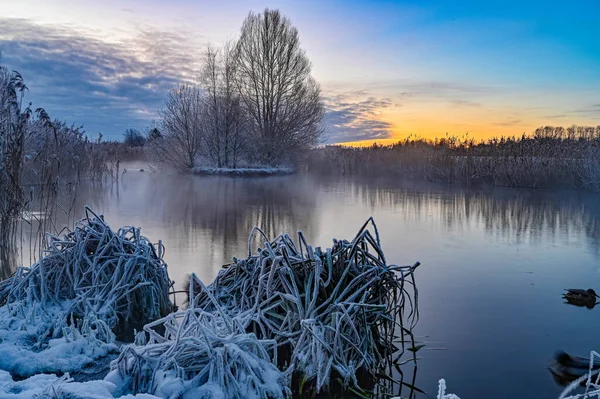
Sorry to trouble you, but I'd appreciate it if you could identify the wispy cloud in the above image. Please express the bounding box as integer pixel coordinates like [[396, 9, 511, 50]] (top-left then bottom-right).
[[448, 99, 482, 108], [493, 118, 523, 127], [0, 18, 202, 138], [367, 80, 497, 100], [323, 93, 396, 143], [545, 114, 568, 119], [568, 104, 600, 117]]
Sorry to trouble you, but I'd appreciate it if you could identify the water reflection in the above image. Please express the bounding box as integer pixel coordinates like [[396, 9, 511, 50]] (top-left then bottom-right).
[[141, 174, 318, 247], [33, 172, 321, 288], [7, 173, 600, 280], [549, 350, 600, 388], [320, 177, 600, 255], [564, 297, 599, 309]]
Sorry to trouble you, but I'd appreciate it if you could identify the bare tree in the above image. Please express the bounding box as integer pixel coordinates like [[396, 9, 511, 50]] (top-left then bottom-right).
[[201, 42, 248, 168], [151, 85, 204, 171], [201, 44, 224, 167], [234, 9, 324, 165], [222, 41, 250, 168]]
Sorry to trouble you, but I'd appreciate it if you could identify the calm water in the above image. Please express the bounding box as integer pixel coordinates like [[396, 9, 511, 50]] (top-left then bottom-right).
[[22, 165, 600, 398]]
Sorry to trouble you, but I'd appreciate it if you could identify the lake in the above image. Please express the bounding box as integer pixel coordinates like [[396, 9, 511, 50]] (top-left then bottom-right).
[[16, 165, 600, 398]]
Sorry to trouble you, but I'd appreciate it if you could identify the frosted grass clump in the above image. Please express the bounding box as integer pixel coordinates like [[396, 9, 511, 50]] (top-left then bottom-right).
[[108, 288, 287, 399], [0, 206, 173, 377], [115, 217, 419, 397], [192, 217, 419, 395]]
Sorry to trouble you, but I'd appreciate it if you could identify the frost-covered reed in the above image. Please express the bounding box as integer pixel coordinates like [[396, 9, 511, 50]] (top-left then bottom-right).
[[0, 206, 173, 377], [559, 351, 600, 399], [437, 379, 461, 399], [112, 218, 419, 397], [109, 308, 287, 399]]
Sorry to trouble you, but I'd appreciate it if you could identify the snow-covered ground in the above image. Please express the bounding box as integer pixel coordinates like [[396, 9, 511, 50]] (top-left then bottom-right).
[[0, 371, 160, 399]]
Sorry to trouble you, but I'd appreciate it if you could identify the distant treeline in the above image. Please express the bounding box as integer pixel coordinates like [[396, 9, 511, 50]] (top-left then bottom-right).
[[307, 126, 600, 191]]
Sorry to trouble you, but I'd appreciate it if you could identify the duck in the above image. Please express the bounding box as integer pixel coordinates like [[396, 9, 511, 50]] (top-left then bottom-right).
[[562, 288, 599, 308]]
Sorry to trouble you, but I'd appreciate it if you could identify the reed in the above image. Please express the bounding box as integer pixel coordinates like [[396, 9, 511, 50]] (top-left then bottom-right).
[[308, 129, 600, 191], [1, 63, 120, 274], [0, 67, 29, 275], [437, 379, 461, 399]]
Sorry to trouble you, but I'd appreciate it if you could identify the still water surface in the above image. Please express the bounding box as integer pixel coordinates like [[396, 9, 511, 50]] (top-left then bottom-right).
[[27, 166, 600, 398]]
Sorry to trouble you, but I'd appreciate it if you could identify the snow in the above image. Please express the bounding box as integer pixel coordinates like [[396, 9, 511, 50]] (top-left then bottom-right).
[[0, 302, 118, 377], [0, 332, 117, 378], [0, 370, 160, 399], [0, 371, 58, 398], [180, 383, 226, 399]]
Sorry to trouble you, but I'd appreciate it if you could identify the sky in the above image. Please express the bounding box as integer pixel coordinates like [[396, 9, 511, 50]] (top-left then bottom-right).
[[1, 0, 599, 145]]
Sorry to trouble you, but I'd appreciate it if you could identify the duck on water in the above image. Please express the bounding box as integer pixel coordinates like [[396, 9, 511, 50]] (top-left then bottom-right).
[[549, 289, 600, 386], [562, 288, 600, 308]]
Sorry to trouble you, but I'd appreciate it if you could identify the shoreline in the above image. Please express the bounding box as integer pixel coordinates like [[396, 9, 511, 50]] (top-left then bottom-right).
[[190, 166, 295, 177]]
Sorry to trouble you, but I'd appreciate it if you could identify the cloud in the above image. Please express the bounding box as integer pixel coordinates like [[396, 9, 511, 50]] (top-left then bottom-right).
[[448, 99, 482, 108], [568, 104, 600, 118], [323, 93, 396, 143], [0, 18, 399, 144], [368, 80, 496, 100], [0, 18, 202, 139], [493, 118, 523, 127], [545, 114, 568, 119]]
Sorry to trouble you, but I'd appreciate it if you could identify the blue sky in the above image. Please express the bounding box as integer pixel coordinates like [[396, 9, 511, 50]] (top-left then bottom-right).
[[1, 0, 599, 143]]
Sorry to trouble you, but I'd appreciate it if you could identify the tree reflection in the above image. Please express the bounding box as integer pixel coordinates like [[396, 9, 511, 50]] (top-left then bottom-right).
[[141, 174, 319, 260], [322, 177, 600, 255], [7, 172, 600, 284]]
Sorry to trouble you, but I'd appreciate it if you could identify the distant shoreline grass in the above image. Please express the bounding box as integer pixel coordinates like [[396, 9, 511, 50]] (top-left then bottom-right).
[[191, 166, 295, 177], [307, 126, 600, 191]]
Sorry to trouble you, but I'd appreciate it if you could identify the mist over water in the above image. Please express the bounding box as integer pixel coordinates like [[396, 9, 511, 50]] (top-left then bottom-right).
[[13, 167, 600, 398]]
